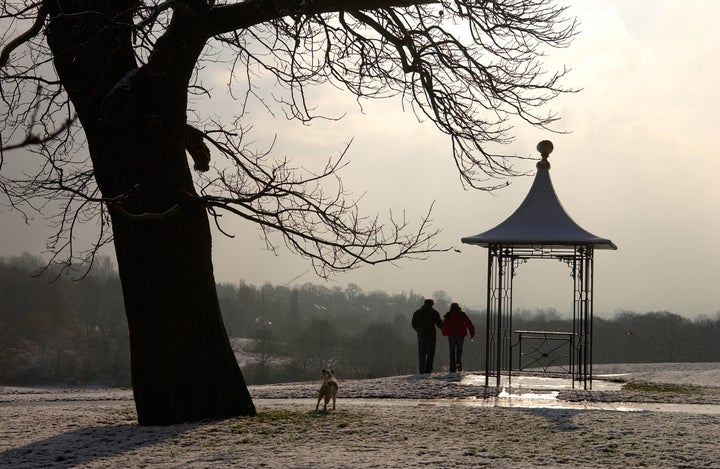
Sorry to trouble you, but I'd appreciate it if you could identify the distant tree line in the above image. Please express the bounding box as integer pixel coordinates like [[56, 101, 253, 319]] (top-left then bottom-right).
[[1, 254, 719, 386], [0, 254, 129, 386]]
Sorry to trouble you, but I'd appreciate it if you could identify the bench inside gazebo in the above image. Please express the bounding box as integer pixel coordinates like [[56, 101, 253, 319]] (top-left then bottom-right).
[[461, 141, 616, 390]]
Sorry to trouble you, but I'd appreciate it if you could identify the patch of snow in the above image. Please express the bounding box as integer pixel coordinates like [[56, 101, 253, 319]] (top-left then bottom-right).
[[1, 363, 720, 468]]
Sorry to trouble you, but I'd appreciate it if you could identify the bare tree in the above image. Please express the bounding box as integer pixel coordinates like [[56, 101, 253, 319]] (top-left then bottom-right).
[[0, 1, 576, 424]]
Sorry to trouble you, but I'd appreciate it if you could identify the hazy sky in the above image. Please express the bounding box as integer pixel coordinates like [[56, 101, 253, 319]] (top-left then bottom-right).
[[1, 1, 719, 318]]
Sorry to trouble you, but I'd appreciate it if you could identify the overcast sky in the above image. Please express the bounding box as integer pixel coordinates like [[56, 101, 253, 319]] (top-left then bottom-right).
[[1, 1, 719, 318]]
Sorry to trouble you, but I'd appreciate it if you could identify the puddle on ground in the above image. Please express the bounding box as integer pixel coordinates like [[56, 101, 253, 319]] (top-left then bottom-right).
[[459, 396, 720, 415], [459, 373, 625, 392], [453, 373, 720, 414]]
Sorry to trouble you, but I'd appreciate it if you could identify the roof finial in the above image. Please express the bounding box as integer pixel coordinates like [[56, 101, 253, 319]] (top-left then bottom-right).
[[536, 140, 553, 169]]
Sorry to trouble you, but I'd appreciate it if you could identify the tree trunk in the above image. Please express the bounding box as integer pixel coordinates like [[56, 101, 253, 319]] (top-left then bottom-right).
[[45, 2, 256, 425], [111, 189, 256, 425]]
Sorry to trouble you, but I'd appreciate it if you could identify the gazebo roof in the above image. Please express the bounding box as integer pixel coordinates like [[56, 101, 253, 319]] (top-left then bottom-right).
[[461, 141, 617, 250]]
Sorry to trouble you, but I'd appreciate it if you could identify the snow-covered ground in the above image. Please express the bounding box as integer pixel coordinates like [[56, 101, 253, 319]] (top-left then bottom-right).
[[1, 363, 720, 468]]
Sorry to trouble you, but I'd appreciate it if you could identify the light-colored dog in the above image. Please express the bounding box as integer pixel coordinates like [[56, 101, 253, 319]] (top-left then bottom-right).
[[315, 368, 338, 411]]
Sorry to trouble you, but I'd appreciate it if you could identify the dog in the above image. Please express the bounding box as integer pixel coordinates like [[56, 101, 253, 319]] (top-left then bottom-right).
[[315, 368, 338, 412]]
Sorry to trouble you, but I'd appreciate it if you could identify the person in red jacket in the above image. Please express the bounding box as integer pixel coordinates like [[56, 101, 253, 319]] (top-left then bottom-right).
[[441, 302, 475, 373]]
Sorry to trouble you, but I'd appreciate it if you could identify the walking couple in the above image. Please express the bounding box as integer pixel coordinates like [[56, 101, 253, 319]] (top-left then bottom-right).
[[411, 299, 475, 374]]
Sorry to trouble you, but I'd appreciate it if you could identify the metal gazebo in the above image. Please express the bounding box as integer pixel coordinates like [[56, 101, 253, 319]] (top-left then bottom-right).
[[461, 141, 617, 389]]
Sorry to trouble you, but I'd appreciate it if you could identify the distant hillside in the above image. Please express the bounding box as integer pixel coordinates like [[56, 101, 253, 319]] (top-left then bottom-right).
[[2, 253, 719, 386]]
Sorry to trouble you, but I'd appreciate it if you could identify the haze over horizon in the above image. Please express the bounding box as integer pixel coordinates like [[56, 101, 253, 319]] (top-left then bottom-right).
[[1, 1, 718, 318]]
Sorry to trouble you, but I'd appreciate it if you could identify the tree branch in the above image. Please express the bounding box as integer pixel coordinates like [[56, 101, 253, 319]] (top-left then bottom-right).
[[0, 3, 47, 69], [0, 117, 74, 152], [1, 0, 578, 277], [206, 0, 435, 36]]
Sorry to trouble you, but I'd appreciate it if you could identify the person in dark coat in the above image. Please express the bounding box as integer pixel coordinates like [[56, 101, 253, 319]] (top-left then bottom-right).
[[441, 302, 475, 372], [411, 298, 443, 374]]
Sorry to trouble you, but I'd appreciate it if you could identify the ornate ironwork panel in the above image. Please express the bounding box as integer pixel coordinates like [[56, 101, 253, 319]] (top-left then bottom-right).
[[516, 330, 574, 373]]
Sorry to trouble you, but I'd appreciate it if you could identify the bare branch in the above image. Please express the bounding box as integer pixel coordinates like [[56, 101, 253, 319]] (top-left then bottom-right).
[[111, 202, 182, 221], [1, 0, 577, 277], [209, 1, 577, 189], [0, 116, 74, 151], [193, 122, 446, 277], [186, 124, 211, 171], [206, 0, 436, 36], [0, 3, 47, 69]]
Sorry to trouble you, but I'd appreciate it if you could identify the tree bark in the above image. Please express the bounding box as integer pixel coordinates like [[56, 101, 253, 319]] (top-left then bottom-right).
[[111, 188, 256, 425], [45, 1, 256, 425]]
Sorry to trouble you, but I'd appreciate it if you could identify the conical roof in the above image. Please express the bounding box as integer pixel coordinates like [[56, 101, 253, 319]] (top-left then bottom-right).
[[461, 141, 617, 250]]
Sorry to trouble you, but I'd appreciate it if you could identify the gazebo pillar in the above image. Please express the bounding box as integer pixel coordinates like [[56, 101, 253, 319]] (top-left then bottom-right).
[[485, 245, 516, 388], [571, 246, 594, 389]]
